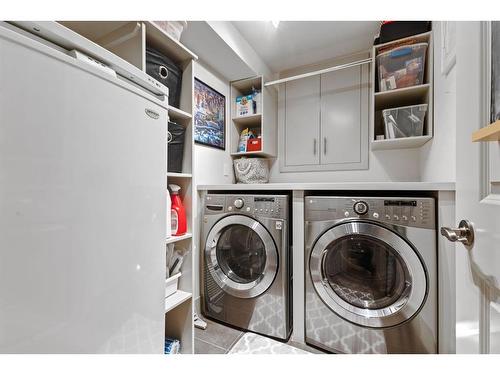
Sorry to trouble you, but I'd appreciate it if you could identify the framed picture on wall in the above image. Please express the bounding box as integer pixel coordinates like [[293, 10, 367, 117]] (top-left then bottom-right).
[[193, 78, 226, 150]]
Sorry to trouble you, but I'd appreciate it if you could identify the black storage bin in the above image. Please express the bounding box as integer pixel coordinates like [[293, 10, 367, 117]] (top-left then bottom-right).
[[146, 46, 182, 108], [377, 21, 431, 44], [168, 121, 185, 173]]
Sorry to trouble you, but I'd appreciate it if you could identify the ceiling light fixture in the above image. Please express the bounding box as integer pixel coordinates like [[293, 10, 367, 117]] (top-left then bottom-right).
[[271, 21, 280, 28]]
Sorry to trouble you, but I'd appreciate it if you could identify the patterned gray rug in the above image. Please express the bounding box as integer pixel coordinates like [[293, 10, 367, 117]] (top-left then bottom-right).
[[228, 333, 310, 354]]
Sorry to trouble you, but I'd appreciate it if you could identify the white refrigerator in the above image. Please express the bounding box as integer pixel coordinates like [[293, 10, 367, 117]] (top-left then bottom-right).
[[0, 22, 167, 353]]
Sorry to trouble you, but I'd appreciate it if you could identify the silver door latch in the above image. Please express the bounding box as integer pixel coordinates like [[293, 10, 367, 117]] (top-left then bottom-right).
[[440, 219, 475, 246]]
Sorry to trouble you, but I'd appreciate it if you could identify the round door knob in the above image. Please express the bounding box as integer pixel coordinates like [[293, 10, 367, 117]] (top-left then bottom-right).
[[234, 198, 244, 209], [353, 201, 369, 215]]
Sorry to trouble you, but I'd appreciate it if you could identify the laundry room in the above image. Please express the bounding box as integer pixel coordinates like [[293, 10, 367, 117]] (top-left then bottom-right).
[[1, 1, 500, 373]]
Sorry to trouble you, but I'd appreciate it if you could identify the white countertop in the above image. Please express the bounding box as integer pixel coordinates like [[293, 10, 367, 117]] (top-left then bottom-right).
[[197, 181, 455, 191]]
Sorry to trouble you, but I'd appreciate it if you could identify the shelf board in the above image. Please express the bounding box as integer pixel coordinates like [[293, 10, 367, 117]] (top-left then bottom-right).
[[165, 290, 192, 313], [472, 120, 500, 142], [144, 21, 198, 66], [168, 106, 192, 123], [166, 233, 193, 244], [371, 135, 432, 150], [374, 84, 430, 110], [167, 172, 192, 178], [230, 150, 274, 158], [231, 76, 262, 93], [232, 113, 262, 127]]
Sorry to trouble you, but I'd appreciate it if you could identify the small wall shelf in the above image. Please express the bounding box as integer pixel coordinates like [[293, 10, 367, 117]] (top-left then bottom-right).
[[165, 290, 192, 313], [472, 120, 500, 142], [230, 76, 277, 158], [371, 135, 432, 150], [370, 31, 434, 151]]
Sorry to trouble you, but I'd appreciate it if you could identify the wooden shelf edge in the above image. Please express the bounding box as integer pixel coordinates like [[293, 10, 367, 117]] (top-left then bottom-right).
[[371, 135, 432, 150], [165, 290, 192, 313], [168, 106, 192, 121], [167, 172, 192, 178], [472, 120, 500, 142], [166, 233, 193, 244], [230, 151, 275, 158], [374, 83, 430, 98]]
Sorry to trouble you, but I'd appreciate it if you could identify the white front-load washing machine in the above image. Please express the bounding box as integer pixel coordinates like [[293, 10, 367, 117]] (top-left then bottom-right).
[[305, 196, 437, 353], [201, 193, 292, 340]]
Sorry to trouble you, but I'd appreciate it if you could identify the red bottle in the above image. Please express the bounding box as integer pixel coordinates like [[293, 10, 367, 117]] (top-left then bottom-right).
[[169, 184, 187, 236]]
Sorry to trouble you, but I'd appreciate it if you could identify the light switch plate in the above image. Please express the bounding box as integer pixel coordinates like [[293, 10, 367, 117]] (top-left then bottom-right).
[[223, 163, 230, 177]]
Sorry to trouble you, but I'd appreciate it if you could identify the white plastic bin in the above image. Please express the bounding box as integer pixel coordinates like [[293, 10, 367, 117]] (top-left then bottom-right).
[[377, 43, 428, 91], [165, 272, 181, 298], [382, 104, 428, 139], [153, 21, 187, 41]]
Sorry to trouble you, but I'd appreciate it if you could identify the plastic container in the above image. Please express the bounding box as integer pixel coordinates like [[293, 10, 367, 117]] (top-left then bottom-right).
[[165, 272, 181, 298], [146, 46, 182, 108], [377, 43, 428, 91], [382, 104, 428, 139], [166, 190, 172, 239], [153, 21, 188, 41], [169, 184, 187, 236], [167, 121, 185, 173]]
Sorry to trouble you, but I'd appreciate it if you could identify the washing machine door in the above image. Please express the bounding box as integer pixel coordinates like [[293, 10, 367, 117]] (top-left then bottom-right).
[[205, 215, 278, 299], [310, 220, 427, 328]]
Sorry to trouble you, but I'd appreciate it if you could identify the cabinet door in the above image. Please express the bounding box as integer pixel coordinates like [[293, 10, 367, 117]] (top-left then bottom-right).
[[284, 75, 320, 166], [320, 66, 368, 169]]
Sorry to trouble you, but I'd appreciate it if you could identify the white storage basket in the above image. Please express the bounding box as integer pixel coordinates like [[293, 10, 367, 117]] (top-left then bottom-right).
[[233, 157, 269, 184]]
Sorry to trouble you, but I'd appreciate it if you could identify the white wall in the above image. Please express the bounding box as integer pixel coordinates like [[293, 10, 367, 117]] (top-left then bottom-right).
[[191, 61, 234, 304], [420, 22, 457, 182]]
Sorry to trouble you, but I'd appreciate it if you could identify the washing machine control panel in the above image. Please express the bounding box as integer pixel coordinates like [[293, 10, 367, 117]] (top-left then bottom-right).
[[305, 197, 435, 229], [204, 194, 288, 219]]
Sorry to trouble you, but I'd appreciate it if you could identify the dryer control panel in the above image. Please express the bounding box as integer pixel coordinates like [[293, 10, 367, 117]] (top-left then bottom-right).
[[305, 196, 435, 229], [204, 194, 288, 220]]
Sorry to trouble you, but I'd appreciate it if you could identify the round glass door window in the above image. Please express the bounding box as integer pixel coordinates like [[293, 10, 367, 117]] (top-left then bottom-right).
[[216, 224, 267, 284], [309, 221, 427, 328], [205, 215, 278, 299], [323, 235, 410, 310]]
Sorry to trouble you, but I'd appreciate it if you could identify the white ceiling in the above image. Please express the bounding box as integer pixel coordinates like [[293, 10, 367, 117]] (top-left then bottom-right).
[[232, 21, 380, 73]]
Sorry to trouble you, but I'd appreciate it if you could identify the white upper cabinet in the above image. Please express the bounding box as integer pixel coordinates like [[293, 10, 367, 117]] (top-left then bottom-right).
[[279, 64, 369, 172], [283, 75, 321, 167], [320, 66, 368, 167]]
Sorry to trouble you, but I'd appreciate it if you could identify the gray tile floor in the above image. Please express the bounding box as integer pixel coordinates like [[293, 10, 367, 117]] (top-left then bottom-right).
[[194, 317, 324, 354], [194, 318, 244, 354]]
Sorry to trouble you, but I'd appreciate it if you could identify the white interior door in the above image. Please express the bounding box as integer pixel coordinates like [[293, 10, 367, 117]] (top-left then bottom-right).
[[452, 21, 500, 354]]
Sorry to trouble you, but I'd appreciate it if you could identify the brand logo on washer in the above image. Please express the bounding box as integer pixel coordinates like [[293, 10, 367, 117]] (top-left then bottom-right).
[[275, 221, 283, 230], [145, 108, 160, 119]]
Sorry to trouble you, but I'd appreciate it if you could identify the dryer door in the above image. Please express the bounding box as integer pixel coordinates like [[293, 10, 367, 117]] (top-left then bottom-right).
[[310, 221, 427, 328], [205, 215, 278, 299]]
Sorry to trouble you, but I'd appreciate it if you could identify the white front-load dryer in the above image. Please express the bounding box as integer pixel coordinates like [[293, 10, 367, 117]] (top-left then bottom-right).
[[305, 196, 437, 354]]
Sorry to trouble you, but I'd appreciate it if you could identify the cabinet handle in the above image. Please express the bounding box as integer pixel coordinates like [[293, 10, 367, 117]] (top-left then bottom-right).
[[323, 138, 327, 155], [313, 139, 317, 155]]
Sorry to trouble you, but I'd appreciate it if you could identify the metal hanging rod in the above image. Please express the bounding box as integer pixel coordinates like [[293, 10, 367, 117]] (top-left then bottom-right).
[[264, 57, 372, 87]]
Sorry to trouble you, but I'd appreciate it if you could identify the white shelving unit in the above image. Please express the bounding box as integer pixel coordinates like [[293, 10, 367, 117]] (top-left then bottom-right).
[[370, 31, 434, 150], [58, 21, 197, 355], [230, 75, 277, 157]]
